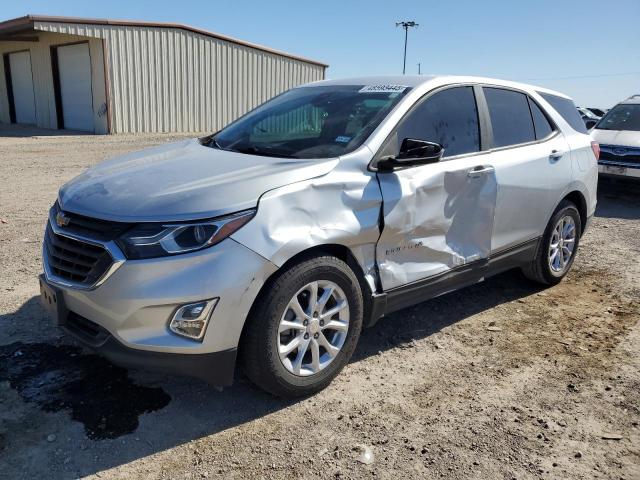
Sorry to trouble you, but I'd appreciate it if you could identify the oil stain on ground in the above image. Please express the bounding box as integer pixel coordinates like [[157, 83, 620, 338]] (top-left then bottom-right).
[[0, 342, 171, 440]]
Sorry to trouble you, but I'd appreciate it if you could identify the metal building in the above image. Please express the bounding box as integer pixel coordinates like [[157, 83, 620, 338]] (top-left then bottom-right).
[[0, 15, 327, 134]]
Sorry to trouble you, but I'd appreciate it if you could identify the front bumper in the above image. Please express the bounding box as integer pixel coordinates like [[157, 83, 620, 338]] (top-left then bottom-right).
[[52, 298, 238, 385], [42, 237, 278, 382], [598, 163, 640, 179], [598, 144, 640, 179]]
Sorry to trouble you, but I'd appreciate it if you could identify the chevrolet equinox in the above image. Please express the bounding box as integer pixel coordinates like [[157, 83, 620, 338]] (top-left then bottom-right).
[[40, 76, 599, 397]]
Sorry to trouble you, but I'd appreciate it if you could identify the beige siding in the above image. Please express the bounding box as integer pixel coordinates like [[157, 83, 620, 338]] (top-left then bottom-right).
[[35, 22, 326, 133], [0, 32, 108, 133]]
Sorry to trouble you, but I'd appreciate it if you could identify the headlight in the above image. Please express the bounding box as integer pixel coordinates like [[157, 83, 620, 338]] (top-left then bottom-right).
[[117, 209, 255, 259]]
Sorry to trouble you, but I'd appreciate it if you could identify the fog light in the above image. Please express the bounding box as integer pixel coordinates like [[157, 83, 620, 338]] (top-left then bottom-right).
[[169, 299, 218, 341]]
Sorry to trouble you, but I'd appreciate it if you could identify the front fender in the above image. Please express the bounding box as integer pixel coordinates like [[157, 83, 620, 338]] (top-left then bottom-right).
[[231, 163, 383, 293]]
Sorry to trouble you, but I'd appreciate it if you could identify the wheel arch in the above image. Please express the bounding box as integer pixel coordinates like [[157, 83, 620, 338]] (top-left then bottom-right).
[[561, 190, 588, 236], [237, 243, 375, 360]]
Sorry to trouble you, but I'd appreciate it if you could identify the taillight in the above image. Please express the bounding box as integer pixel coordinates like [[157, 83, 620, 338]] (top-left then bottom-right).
[[591, 141, 600, 160]]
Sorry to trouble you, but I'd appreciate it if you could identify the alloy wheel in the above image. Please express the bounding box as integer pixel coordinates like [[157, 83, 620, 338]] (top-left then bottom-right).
[[278, 280, 350, 376], [548, 215, 577, 274]]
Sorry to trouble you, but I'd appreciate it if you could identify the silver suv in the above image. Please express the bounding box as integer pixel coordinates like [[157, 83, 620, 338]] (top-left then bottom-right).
[[40, 76, 599, 397]]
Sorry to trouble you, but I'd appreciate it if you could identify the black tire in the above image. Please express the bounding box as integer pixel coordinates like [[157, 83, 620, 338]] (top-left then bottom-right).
[[240, 255, 364, 398], [523, 200, 582, 285]]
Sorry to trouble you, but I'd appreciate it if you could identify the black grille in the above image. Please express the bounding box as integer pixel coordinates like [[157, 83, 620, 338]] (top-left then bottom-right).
[[64, 311, 110, 346], [52, 202, 132, 241], [599, 146, 640, 166], [44, 223, 113, 285]]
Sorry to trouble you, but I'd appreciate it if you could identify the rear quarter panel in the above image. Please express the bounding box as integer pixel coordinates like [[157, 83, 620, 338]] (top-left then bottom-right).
[[533, 92, 598, 222]]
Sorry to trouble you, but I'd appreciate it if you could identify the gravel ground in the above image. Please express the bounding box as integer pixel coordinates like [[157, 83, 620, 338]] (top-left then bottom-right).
[[0, 126, 638, 480]]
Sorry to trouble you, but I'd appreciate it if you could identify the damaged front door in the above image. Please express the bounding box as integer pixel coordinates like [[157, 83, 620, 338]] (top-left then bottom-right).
[[375, 85, 497, 290]]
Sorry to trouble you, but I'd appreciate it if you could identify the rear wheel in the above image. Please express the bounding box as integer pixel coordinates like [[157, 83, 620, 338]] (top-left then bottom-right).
[[523, 200, 582, 285], [240, 255, 363, 397]]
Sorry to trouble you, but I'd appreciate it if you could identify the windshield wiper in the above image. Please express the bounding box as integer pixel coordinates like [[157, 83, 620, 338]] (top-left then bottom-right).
[[230, 145, 298, 159], [209, 137, 223, 149]]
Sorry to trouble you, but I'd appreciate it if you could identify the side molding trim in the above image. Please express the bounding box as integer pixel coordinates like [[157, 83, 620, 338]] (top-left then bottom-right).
[[367, 237, 540, 325]]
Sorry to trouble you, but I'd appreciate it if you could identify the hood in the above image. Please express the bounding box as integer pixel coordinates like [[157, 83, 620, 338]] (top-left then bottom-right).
[[59, 139, 338, 222], [590, 129, 640, 148]]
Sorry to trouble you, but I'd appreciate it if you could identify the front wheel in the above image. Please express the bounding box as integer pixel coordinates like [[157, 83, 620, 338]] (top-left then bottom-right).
[[240, 255, 363, 397], [523, 200, 582, 285]]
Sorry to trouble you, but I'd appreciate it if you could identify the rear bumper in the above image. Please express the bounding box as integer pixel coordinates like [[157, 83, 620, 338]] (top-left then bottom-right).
[[583, 213, 594, 235]]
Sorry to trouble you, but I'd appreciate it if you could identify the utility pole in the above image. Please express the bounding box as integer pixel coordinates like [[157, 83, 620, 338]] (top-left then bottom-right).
[[396, 21, 418, 74], [417, 62, 421, 75]]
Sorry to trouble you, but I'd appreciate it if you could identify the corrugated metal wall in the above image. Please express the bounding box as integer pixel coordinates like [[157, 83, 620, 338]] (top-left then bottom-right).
[[35, 21, 326, 133]]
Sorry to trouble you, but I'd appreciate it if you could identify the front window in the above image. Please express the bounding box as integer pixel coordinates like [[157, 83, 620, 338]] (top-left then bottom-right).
[[595, 104, 640, 132], [394, 86, 480, 158], [211, 85, 410, 159]]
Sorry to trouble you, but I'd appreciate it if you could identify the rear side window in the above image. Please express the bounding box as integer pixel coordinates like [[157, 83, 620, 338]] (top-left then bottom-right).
[[396, 86, 480, 158], [538, 92, 587, 133], [484, 87, 536, 148], [528, 99, 554, 139]]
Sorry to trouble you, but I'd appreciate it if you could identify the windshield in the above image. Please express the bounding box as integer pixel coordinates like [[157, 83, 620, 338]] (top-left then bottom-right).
[[211, 85, 410, 159], [595, 104, 640, 131]]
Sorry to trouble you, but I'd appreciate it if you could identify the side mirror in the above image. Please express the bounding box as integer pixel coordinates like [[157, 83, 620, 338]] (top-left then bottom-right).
[[377, 138, 444, 171], [585, 119, 597, 130]]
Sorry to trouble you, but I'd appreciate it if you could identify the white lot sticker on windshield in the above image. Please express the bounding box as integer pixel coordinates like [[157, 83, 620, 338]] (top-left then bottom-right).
[[359, 85, 407, 93]]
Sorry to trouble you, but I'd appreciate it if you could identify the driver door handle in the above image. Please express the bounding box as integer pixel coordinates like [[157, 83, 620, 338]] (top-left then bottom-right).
[[467, 165, 495, 178]]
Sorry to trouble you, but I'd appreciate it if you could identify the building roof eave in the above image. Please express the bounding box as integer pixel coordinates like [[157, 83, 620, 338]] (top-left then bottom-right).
[[0, 14, 328, 68]]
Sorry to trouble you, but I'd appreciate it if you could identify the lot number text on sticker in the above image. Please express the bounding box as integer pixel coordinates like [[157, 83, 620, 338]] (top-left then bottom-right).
[[359, 85, 408, 93]]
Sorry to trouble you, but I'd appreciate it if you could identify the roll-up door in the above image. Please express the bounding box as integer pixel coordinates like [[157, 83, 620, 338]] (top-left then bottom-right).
[[55, 43, 94, 132], [6, 51, 37, 124]]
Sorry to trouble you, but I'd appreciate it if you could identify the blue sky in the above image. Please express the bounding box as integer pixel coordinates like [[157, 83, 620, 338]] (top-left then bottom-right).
[[6, 0, 639, 107]]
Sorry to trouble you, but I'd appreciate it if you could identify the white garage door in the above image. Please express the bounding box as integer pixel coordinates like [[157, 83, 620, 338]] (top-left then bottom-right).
[[57, 43, 94, 132], [8, 51, 37, 125]]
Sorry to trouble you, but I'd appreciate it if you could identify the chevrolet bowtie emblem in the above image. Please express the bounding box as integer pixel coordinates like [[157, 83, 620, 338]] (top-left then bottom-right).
[[56, 211, 70, 227]]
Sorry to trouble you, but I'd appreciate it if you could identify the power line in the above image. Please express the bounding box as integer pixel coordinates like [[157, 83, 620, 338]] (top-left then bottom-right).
[[524, 71, 640, 81]]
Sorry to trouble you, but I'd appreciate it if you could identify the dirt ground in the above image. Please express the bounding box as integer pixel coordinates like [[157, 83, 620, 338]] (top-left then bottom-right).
[[0, 125, 638, 480]]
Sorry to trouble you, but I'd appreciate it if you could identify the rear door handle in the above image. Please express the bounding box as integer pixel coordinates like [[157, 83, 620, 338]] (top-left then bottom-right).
[[549, 150, 564, 160], [467, 165, 495, 178]]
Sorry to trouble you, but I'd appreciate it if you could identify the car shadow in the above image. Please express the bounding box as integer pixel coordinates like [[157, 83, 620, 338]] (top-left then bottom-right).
[[1, 268, 544, 478], [0, 124, 92, 138], [596, 177, 640, 220], [353, 269, 543, 362]]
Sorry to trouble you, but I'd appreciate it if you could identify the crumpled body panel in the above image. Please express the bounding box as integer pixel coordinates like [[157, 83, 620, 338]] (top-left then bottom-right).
[[376, 157, 498, 290], [231, 150, 383, 293]]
